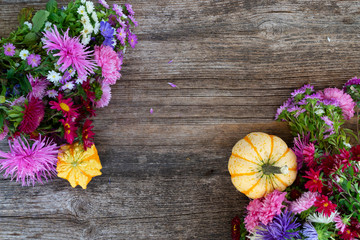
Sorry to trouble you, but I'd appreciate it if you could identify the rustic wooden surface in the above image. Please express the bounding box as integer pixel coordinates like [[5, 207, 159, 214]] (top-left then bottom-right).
[[1, 0, 360, 239]]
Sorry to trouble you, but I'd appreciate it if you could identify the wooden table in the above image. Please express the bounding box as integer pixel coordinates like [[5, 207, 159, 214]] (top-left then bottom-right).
[[0, 0, 359, 239]]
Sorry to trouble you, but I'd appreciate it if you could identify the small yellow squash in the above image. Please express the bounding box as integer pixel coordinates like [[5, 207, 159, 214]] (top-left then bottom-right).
[[228, 132, 297, 199]]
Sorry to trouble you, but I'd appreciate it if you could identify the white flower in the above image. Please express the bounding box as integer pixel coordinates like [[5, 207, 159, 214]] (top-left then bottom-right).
[[44, 21, 52, 31], [24, 21, 32, 30], [47, 70, 61, 83], [307, 211, 337, 224], [86, 1, 95, 14], [82, 23, 94, 35], [81, 0, 86, 3], [91, 11, 98, 22], [111, 38, 117, 47], [81, 35, 91, 45], [54, 62, 60, 69], [80, 15, 90, 25], [77, 5, 86, 15], [68, 68, 76, 77], [19, 49, 30, 60], [75, 78, 85, 85], [62, 81, 75, 90], [47, 90, 58, 98], [93, 22, 100, 34], [343, 142, 352, 148]]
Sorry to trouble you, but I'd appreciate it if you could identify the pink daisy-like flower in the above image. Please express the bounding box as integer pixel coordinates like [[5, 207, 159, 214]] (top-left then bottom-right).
[[0, 124, 9, 141], [334, 214, 347, 233], [27, 74, 49, 99], [95, 82, 111, 108], [99, 0, 109, 9], [18, 97, 45, 134], [27, 53, 41, 67], [113, 4, 123, 17], [128, 15, 138, 27], [42, 26, 96, 78], [94, 45, 122, 85], [289, 191, 319, 214], [244, 190, 286, 232], [128, 32, 138, 48], [116, 28, 126, 45], [125, 3, 135, 15], [319, 88, 355, 120], [0, 136, 59, 186], [3, 43, 15, 56]]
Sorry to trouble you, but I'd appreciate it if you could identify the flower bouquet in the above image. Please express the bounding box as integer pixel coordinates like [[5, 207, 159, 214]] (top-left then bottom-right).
[[230, 79, 360, 239], [0, 0, 137, 189]]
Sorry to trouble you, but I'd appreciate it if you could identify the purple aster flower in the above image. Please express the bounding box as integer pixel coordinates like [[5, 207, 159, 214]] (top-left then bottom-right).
[[294, 108, 306, 118], [257, 211, 301, 240], [291, 88, 306, 97], [99, 0, 109, 9], [305, 92, 321, 100], [298, 99, 307, 105], [343, 77, 360, 89], [113, 4, 123, 17], [0, 136, 59, 186], [103, 37, 115, 48], [116, 28, 126, 45], [299, 84, 315, 93], [59, 70, 72, 84], [27, 53, 41, 67], [100, 21, 114, 39], [128, 15, 138, 27], [288, 106, 302, 113], [125, 4, 135, 15], [3, 43, 15, 56], [324, 130, 336, 139], [302, 222, 318, 240], [275, 98, 292, 120], [321, 99, 339, 107], [321, 116, 333, 128], [128, 32, 138, 48]]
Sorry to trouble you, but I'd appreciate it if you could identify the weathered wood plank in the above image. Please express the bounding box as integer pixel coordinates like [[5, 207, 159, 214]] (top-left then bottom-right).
[[1, 0, 360, 239]]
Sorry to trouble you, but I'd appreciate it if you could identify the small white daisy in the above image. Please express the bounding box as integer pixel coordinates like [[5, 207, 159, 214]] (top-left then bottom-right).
[[47, 70, 61, 83], [44, 21, 52, 31], [81, 15, 90, 25], [47, 89, 58, 98], [24, 21, 32, 30], [91, 11, 98, 22], [82, 23, 94, 35], [54, 62, 60, 69], [77, 5, 86, 15], [19, 49, 30, 60], [86, 1, 95, 14], [68, 68, 76, 77], [93, 22, 100, 34], [63, 81, 75, 90], [81, 34, 91, 45]]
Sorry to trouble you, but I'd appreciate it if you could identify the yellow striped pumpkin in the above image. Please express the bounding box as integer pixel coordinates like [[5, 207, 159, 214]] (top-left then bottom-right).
[[228, 132, 297, 199]]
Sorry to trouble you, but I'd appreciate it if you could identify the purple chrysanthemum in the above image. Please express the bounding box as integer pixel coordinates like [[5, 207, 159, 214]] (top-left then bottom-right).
[[257, 211, 301, 240], [42, 26, 95, 78], [27, 74, 49, 99], [292, 133, 310, 169], [125, 3, 135, 15], [302, 222, 318, 240], [27, 53, 41, 67], [0, 136, 59, 186], [128, 32, 138, 48], [3, 43, 15, 56]]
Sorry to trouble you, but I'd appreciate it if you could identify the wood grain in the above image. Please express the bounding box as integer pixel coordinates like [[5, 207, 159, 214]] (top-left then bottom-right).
[[1, 0, 360, 239]]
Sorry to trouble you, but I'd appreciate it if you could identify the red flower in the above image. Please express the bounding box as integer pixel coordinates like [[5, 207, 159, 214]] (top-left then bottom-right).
[[303, 143, 316, 168], [351, 145, 360, 161], [82, 119, 95, 150], [49, 94, 79, 118], [304, 169, 323, 193], [82, 81, 96, 102], [59, 118, 77, 144], [339, 228, 356, 240], [18, 97, 44, 134], [314, 195, 337, 217], [231, 216, 241, 240], [337, 149, 351, 170], [319, 154, 341, 176]]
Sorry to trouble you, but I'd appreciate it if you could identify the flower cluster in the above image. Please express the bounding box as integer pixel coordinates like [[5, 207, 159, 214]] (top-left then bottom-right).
[[232, 79, 360, 239], [0, 0, 137, 188]]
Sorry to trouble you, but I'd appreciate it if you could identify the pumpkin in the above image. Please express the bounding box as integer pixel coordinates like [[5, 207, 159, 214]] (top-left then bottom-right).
[[228, 132, 297, 199]]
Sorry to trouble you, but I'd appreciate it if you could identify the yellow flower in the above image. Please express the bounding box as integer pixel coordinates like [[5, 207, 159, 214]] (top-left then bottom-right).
[[57, 142, 102, 189]]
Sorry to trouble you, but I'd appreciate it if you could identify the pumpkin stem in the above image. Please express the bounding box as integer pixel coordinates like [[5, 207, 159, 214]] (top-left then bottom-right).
[[262, 164, 289, 175]]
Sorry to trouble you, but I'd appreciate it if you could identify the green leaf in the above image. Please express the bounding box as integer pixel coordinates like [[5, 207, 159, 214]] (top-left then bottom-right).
[[0, 113, 4, 129], [23, 32, 37, 44], [46, 0, 58, 13], [19, 76, 32, 93], [32, 10, 50, 32]]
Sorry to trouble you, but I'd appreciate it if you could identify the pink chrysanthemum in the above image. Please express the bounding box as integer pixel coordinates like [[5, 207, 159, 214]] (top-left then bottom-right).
[[95, 82, 111, 108], [3, 43, 15, 56], [42, 26, 95, 78], [334, 214, 347, 233], [27, 74, 48, 99], [27, 53, 41, 67], [0, 136, 59, 186], [0, 124, 9, 141], [319, 88, 355, 120], [292, 133, 310, 169], [289, 191, 319, 214], [244, 190, 286, 232], [18, 97, 45, 134], [94, 45, 122, 85]]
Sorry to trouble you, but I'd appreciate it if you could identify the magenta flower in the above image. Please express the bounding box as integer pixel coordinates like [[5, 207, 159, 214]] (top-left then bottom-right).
[[319, 88, 355, 120], [125, 4, 135, 15], [95, 82, 111, 108], [42, 26, 96, 78], [27, 74, 48, 99], [116, 28, 126, 45], [0, 124, 9, 141], [94, 45, 122, 85], [113, 4, 123, 17], [128, 33, 138, 48], [289, 191, 319, 214], [27, 53, 41, 67], [18, 97, 45, 134], [3, 43, 15, 56], [0, 136, 59, 186], [128, 15, 138, 27]]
